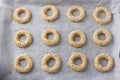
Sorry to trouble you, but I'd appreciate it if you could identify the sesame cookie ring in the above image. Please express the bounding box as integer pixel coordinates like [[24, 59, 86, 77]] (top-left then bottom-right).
[[14, 30, 33, 48], [94, 53, 114, 72], [92, 6, 112, 25], [41, 53, 61, 73], [68, 30, 86, 48], [41, 28, 60, 46], [67, 52, 88, 72], [13, 6, 32, 24], [13, 54, 33, 73], [66, 6, 86, 22], [93, 28, 112, 47], [41, 5, 59, 22]]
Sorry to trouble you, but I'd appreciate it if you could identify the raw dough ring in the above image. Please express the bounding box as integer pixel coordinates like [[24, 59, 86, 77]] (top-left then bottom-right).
[[67, 52, 88, 71], [14, 30, 33, 48], [13, 6, 32, 24], [93, 28, 112, 46], [41, 53, 61, 73], [68, 30, 86, 48], [41, 28, 60, 46], [92, 6, 112, 25], [94, 53, 114, 72], [66, 5, 86, 22], [13, 54, 33, 73], [41, 5, 59, 22]]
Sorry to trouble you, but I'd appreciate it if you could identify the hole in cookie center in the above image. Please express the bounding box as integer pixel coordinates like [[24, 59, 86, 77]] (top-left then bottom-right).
[[72, 9, 80, 17], [98, 33, 106, 40], [98, 11, 106, 19], [46, 9, 53, 16], [20, 59, 27, 68], [73, 35, 80, 42], [47, 33, 54, 40], [19, 11, 26, 18], [100, 58, 108, 67], [19, 35, 26, 42], [47, 58, 55, 67], [74, 58, 82, 65]]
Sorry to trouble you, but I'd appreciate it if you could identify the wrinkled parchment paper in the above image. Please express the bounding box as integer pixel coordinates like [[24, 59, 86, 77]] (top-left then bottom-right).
[[0, 0, 120, 80]]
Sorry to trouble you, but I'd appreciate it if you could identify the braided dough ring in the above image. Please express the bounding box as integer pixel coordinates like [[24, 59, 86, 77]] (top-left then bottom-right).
[[92, 6, 112, 25], [68, 30, 86, 48], [94, 53, 114, 72], [41, 28, 60, 46], [13, 54, 33, 73], [41, 5, 59, 22], [13, 6, 32, 24], [93, 28, 112, 46], [14, 30, 33, 48], [67, 52, 88, 71], [41, 53, 61, 73], [66, 5, 86, 22]]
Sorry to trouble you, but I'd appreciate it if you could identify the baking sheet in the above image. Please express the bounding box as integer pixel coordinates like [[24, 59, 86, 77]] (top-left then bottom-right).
[[0, 0, 120, 80]]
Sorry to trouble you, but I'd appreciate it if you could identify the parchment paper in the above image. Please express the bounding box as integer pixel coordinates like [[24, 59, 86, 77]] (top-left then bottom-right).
[[0, 0, 120, 80]]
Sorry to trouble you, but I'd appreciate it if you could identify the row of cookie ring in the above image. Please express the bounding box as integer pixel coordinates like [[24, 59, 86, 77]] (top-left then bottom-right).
[[13, 52, 114, 73], [13, 28, 112, 48], [13, 5, 112, 24]]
